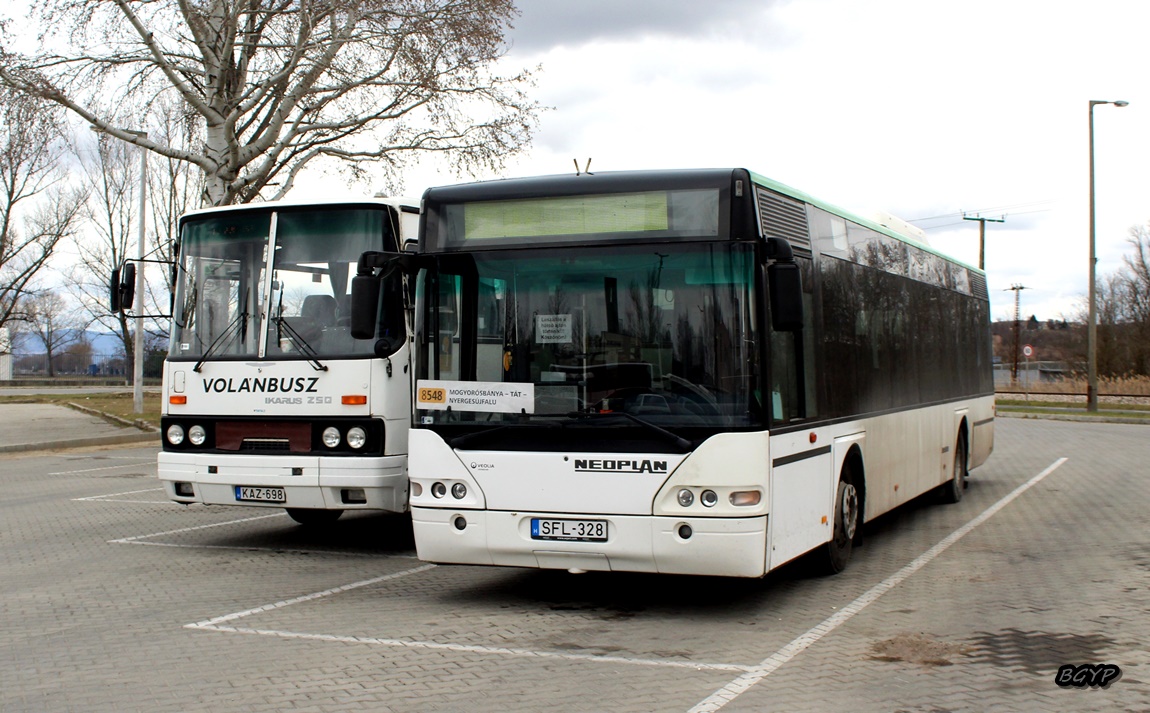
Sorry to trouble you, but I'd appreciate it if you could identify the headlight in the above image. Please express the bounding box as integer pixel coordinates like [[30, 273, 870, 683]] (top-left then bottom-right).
[[188, 425, 206, 446], [701, 490, 718, 507], [451, 482, 467, 499], [166, 424, 185, 446], [322, 427, 341, 448], [677, 488, 694, 507], [346, 427, 367, 449], [431, 482, 447, 498]]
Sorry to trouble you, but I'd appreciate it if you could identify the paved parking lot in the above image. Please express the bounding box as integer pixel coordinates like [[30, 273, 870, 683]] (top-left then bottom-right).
[[2, 417, 1148, 712]]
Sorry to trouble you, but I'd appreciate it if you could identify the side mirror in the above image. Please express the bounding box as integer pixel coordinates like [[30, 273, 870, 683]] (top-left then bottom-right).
[[350, 274, 382, 339], [350, 250, 427, 339], [763, 237, 803, 332], [110, 262, 136, 313]]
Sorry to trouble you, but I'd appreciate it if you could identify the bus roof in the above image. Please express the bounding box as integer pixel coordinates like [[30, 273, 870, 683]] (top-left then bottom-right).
[[745, 170, 982, 275], [178, 195, 420, 224], [422, 169, 982, 275]]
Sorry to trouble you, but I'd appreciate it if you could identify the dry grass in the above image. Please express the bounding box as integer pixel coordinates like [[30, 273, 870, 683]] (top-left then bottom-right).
[[0, 392, 162, 429], [1000, 374, 1150, 397]]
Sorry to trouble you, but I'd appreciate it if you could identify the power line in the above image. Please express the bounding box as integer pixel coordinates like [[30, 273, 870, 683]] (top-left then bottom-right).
[[906, 200, 1053, 224], [918, 208, 1051, 232]]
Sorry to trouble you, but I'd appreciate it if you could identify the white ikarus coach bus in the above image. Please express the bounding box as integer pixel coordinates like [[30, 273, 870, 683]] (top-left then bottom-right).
[[351, 169, 994, 575], [154, 198, 418, 524]]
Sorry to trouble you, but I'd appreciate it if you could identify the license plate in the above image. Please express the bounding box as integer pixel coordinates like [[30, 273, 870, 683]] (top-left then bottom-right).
[[235, 486, 286, 503], [531, 518, 608, 542]]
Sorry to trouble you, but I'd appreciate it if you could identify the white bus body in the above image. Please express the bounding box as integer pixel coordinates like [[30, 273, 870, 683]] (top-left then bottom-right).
[[158, 198, 418, 524], [389, 170, 993, 576]]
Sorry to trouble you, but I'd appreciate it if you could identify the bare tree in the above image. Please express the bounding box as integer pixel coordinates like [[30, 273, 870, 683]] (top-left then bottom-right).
[[1080, 223, 1150, 377], [23, 290, 82, 376], [70, 129, 142, 380], [1119, 224, 1150, 374], [0, 0, 540, 207], [0, 88, 86, 329], [145, 95, 204, 339]]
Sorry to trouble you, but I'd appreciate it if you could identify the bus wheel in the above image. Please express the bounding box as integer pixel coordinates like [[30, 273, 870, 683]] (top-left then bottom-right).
[[286, 508, 343, 525], [939, 433, 968, 504], [818, 477, 859, 575]]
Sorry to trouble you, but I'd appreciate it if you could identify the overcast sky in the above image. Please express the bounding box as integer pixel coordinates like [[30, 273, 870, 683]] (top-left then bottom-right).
[[346, 0, 1149, 325], [9, 0, 1140, 326]]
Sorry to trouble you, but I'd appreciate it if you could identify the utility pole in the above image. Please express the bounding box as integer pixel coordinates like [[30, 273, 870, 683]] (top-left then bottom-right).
[[963, 213, 1005, 270], [1005, 283, 1028, 383]]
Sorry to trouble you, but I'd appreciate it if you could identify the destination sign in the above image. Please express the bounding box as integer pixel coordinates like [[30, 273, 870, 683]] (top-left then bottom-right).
[[416, 380, 535, 414]]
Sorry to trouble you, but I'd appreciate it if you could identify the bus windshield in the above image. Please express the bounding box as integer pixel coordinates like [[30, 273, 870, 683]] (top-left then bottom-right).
[[170, 206, 403, 360], [419, 242, 762, 429]]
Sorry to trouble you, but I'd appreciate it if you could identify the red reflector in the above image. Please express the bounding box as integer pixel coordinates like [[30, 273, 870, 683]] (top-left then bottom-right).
[[169, 395, 187, 405], [342, 395, 367, 405]]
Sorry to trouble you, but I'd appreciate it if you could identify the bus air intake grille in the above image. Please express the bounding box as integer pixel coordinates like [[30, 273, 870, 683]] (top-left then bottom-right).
[[240, 438, 291, 452], [756, 187, 811, 250], [969, 271, 988, 300]]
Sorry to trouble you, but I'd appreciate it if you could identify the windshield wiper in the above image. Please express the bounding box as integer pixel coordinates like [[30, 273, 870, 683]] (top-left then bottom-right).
[[193, 311, 247, 373], [566, 410, 693, 451], [273, 316, 328, 372]]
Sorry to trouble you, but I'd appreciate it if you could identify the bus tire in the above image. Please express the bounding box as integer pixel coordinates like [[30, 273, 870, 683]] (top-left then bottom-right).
[[286, 508, 343, 525], [818, 476, 860, 575], [939, 433, 968, 504]]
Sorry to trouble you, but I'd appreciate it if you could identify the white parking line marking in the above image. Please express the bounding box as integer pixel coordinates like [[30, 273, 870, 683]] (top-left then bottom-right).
[[74, 487, 166, 502], [52, 461, 154, 476], [196, 626, 754, 672], [122, 539, 420, 557], [688, 457, 1069, 713], [187, 565, 437, 628], [185, 563, 750, 672], [109, 512, 287, 543], [108, 509, 412, 555]]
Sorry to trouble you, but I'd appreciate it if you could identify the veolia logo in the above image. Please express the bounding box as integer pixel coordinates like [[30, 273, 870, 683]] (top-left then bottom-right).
[[470, 462, 494, 470]]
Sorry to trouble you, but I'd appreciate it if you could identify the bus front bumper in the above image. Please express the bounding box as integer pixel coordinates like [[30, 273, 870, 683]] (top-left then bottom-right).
[[158, 452, 408, 512], [411, 507, 768, 578]]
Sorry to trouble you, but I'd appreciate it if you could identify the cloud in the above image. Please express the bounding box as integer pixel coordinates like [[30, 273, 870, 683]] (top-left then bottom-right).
[[505, 0, 781, 54]]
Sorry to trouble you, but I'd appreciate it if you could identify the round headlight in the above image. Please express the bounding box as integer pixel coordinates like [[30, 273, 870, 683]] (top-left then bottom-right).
[[346, 426, 367, 449], [322, 427, 341, 448], [451, 482, 467, 499], [677, 488, 694, 507], [166, 424, 185, 446], [701, 489, 718, 507], [431, 482, 447, 498], [188, 425, 206, 446]]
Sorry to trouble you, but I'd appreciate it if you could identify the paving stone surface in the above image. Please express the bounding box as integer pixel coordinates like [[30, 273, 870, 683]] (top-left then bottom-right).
[[1, 418, 1147, 712]]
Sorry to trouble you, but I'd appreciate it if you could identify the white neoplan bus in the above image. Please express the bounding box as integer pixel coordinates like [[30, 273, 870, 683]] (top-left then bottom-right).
[[148, 198, 418, 524], [352, 170, 994, 575]]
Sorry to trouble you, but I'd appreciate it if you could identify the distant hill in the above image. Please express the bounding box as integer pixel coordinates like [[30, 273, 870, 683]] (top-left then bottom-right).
[[11, 330, 130, 355]]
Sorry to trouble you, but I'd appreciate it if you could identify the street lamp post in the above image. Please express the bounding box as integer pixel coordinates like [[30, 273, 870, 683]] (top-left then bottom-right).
[[94, 126, 148, 413], [130, 130, 148, 414], [1087, 100, 1128, 413]]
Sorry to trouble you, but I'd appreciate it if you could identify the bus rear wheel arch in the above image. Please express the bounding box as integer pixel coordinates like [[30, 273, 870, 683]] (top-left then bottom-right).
[[817, 459, 863, 575], [938, 428, 969, 504]]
